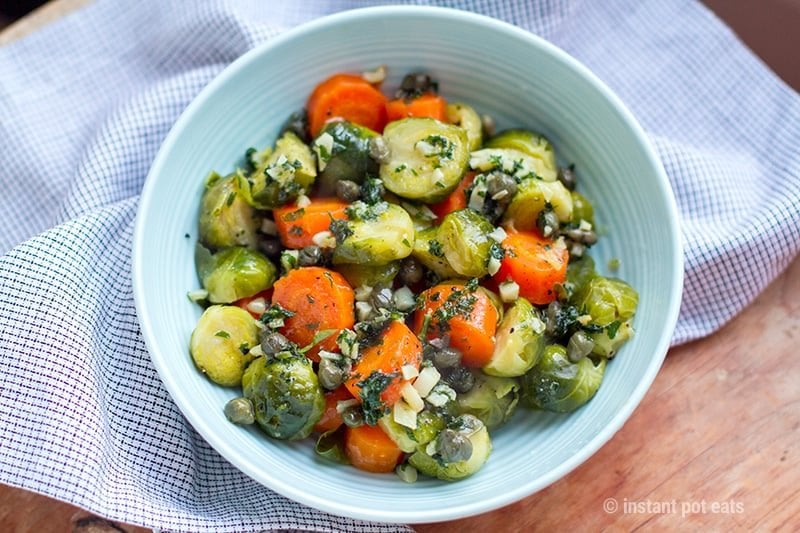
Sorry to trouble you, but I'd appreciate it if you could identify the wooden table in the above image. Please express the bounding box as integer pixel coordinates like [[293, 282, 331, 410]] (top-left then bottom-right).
[[1, 2, 798, 531]]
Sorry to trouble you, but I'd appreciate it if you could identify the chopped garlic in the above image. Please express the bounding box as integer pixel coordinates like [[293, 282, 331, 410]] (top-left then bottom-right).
[[487, 256, 502, 276], [354, 285, 374, 302], [248, 344, 264, 357], [318, 350, 341, 362], [245, 297, 266, 316], [355, 301, 374, 322], [313, 132, 334, 171], [393, 400, 418, 429], [400, 381, 425, 412], [579, 219, 593, 231], [577, 314, 593, 325], [312, 230, 336, 248], [401, 364, 420, 381], [392, 286, 416, 311], [296, 194, 311, 208], [186, 289, 209, 302], [362, 64, 387, 84], [426, 383, 456, 407], [413, 366, 441, 398], [499, 281, 520, 303], [488, 226, 507, 243]]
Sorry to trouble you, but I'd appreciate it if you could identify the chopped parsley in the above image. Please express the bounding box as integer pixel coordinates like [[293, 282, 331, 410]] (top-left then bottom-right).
[[357, 371, 395, 425], [329, 219, 353, 243], [428, 239, 444, 258], [430, 281, 479, 333], [421, 134, 455, 160], [260, 303, 295, 329], [214, 330, 230, 339], [606, 320, 622, 340]]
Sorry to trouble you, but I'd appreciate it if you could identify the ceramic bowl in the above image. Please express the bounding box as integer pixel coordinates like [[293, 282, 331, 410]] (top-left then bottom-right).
[[133, 5, 683, 523]]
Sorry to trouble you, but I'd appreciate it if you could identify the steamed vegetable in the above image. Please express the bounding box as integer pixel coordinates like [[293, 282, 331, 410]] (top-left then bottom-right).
[[502, 176, 573, 230], [190, 305, 258, 386], [272, 198, 348, 249], [520, 344, 606, 412], [438, 209, 496, 278], [312, 120, 379, 195], [243, 350, 325, 440], [574, 277, 639, 327], [307, 73, 388, 137], [408, 414, 491, 481], [456, 373, 520, 428], [485, 129, 557, 178], [344, 423, 403, 473], [271, 267, 355, 361], [198, 172, 259, 250], [237, 131, 316, 209], [331, 201, 415, 265], [198, 246, 277, 304], [386, 93, 448, 122], [380, 118, 470, 203], [493, 229, 569, 305], [446, 103, 483, 151], [483, 297, 546, 377], [410, 226, 460, 280]]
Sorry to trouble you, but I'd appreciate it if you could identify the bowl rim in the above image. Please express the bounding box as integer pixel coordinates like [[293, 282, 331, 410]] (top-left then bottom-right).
[[133, 4, 684, 524]]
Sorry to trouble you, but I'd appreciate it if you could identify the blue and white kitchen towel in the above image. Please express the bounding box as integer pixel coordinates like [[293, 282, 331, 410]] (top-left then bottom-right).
[[1, 0, 798, 531]]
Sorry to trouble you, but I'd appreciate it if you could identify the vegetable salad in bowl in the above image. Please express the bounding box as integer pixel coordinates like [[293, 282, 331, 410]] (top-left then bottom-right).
[[188, 68, 638, 482]]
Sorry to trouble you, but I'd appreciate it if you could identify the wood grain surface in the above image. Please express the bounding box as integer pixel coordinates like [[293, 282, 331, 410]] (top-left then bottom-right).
[[1, 1, 798, 532]]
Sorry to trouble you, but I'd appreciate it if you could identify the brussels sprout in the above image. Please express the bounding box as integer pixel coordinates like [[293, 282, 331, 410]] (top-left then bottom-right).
[[469, 147, 557, 182], [566, 255, 598, 299], [380, 118, 470, 203], [336, 261, 400, 289], [570, 190, 595, 227], [332, 202, 415, 265], [312, 120, 379, 195], [189, 305, 258, 386], [200, 247, 277, 304], [589, 320, 635, 358], [484, 130, 558, 180], [501, 176, 573, 231], [237, 131, 316, 209], [411, 226, 460, 280], [446, 103, 483, 151], [438, 209, 495, 278], [483, 297, 546, 377], [242, 352, 325, 440], [574, 277, 638, 327], [520, 344, 606, 413], [408, 414, 492, 481], [198, 172, 259, 250], [457, 372, 520, 428], [315, 427, 349, 464]]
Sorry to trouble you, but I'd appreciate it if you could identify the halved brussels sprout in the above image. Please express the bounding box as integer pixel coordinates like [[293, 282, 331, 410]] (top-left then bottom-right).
[[574, 277, 638, 327], [483, 297, 546, 377], [446, 103, 483, 151], [189, 305, 258, 386], [469, 147, 557, 182], [411, 226, 460, 280], [408, 414, 492, 481], [485, 130, 557, 180], [570, 190, 595, 227], [457, 372, 520, 428], [380, 118, 470, 203], [501, 176, 573, 230], [200, 246, 277, 304], [332, 202, 415, 265], [237, 131, 316, 209], [199, 172, 259, 250], [336, 261, 400, 289], [312, 120, 379, 195], [566, 255, 598, 299], [589, 320, 634, 358], [520, 344, 606, 412], [378, 408, 446, 453], [438, 209, 495, 278], [242, 352, 325, 440]]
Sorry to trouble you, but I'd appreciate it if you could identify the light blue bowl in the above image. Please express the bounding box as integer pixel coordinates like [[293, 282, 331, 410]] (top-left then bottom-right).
[[133, 5, 682, 524]]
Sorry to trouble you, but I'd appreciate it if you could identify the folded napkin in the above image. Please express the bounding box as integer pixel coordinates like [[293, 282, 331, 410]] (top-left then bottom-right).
[[0, 0, 798, 531]]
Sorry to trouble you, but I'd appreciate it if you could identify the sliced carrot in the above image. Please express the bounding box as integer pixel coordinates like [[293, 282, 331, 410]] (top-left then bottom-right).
[[234, 289, 274, 318], [307, 74, 389, 137], [493, 229, 569, 305], [313, 386, 354, 434], [385, 93, 448, 122], [413, 283, 499, 368], [430, 171, 476, 221], [271, 267, 355, 362], [344, 320, 422, 407], [344, 423, 403, 473], [272, 198, 348, 249]]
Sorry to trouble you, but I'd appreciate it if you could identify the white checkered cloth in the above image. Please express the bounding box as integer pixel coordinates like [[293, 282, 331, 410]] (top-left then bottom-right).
[[0, 0, 798, 531]]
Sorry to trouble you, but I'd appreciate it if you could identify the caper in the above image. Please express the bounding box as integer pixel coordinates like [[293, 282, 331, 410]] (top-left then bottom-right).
[[567, 330, 594, 362], [224, 397, 255, 425], [368, 136, 391, 164], [569, 242, 586, 258], [258, 238, 283, 258], [396, 72, 437, 99], [335, 179, 361, 202], [545, 300, 562, 336], [433, 346, 462, 369], [442, 365, 474, 393], [371, 287, 394, 310], [298, 245, 322, 266], [398, 256, 423, 286], [536, 208, 560, 239], [436, 429, 473, 463], [486, 171, 517, 206], [342, 407, 365, 428], [318, 357, 348, 390], [564, 227, 598, 245], [557, 165, 577, 191], [259, 330, 291, 355]]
